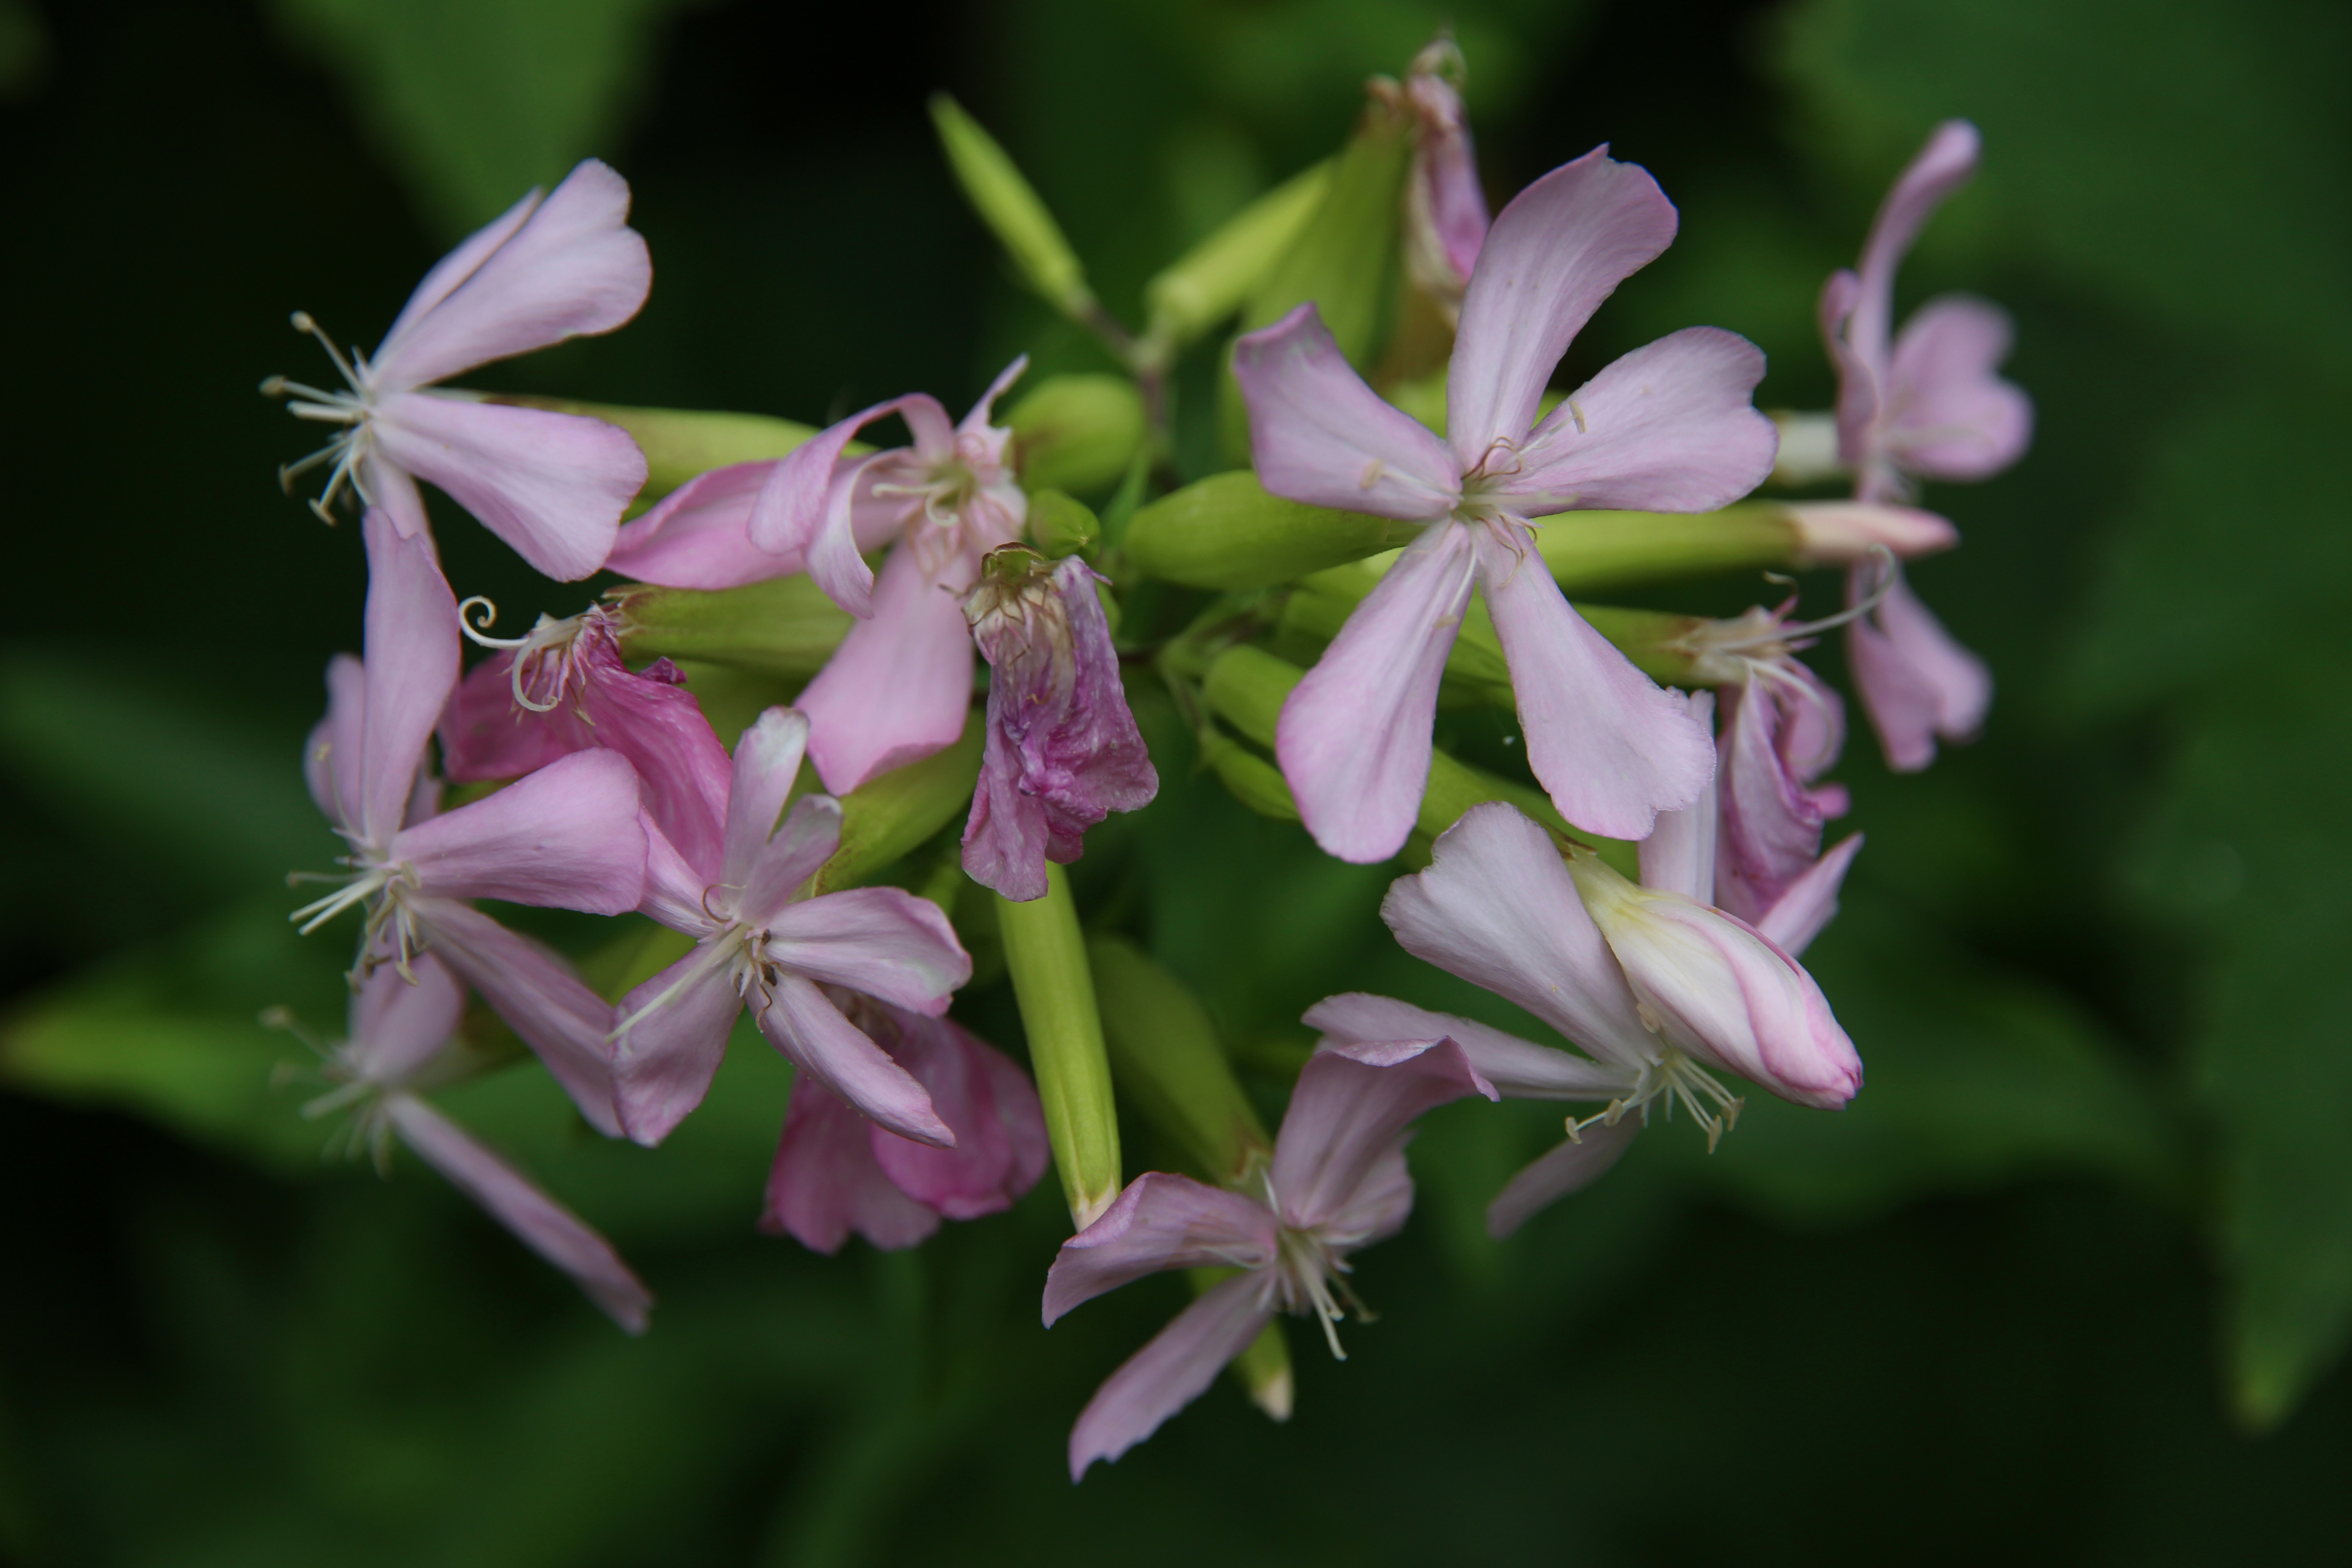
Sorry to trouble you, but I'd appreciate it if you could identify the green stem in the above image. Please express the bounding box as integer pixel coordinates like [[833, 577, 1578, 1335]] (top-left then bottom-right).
[[997, 866, 1122, 1228]]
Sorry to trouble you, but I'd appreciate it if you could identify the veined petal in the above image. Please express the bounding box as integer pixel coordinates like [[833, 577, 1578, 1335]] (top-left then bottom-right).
[[605, 461, 803, 589], [1275, 521, 1475, 863], [358, 509, 459, 849], [1474, 523, 1713, 840], [867, 1011, 1047, 1220], [371, 392, 643, 581], [1885, 295, 2033, 481], [638, 815, 719, 936], [611, 945, 745, 1146], [576, 647, 733, 880], [1042, 1172, 1277, 1324], [736, 795, 845, 926], [1269, 1038, 1495, 1236], [437, 649, 595, 785], [1497, 327, 1776, 514], [798, 544, 976, 795], [1380, 802, 1656, 1070], [306, 653, 367, 834], [760, 1075, 940, 1254], [393, 749, 647, 914], [755, 975, 951, 1147], [349, 953, 467, 1088], [1067, 1275, 1273, 1481], [1757, 832, 1863, 958], [378, 184, 543, 353], [722, 707, 812, 893], [760, 887, 971, 1014], [410, 897, 620, 1136], [1232, 303, 1460, 519], [369, 158, 651, 392], [1485, 1114, 1642, 1240], [1303, 993, 1635, 1102], [384, 1094, 652, 1332], [1448, 147, 1679, 465], [1847, 572, 1991, 773]]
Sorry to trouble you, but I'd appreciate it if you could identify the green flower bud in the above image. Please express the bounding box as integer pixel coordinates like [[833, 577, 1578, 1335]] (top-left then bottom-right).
[[485, 395, 821, 504], [998, 866, 1123, 1228], [1143, 159, 1333, 353], [1535, 504, 1803, 593], [808, 724, 986, 896], [1006, 375, 1143, 496], [930, 93, 1095, 321], [1088, 936, 1269, 1186], [1201, 735, 1300, 823], [1023, 489, 1102, 559], [1124, 472, 1420, 590], [608, 576, 852, 681]]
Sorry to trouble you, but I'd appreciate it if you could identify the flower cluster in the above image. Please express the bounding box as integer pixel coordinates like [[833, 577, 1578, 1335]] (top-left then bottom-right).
[[263, 47, 2025, 1472]]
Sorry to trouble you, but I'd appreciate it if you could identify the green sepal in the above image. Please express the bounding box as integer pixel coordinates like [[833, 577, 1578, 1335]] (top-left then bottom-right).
[[608, 576, 852, 682], [929, 93, 1095, 321], [808, 723, 986, 896], [1201, 735, 1301, 823], [485, 395, 822, 505], [1006, 374, 1144, 496], [997, 866, 1123, 1229], [1142, 159, 1333, 353], [1124, 472, 1420, 590], [1536, 505, 1807, 593], [1087, 936, 1269, 1186], [1023, 489, 1102, 559]]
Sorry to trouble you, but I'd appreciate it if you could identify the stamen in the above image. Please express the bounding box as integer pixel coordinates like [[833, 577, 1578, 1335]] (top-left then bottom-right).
[[457, 597, 530, 650]]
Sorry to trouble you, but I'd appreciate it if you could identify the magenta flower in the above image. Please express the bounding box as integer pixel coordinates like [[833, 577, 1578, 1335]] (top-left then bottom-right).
[[267, 160, 652, 581], [1819, 120, 2025, 771], [295, 510, 649, 1135], [611, 706, 972, 1148], [309, 957, 653, 1331], [438, 603, 734, 885], [1356, 798, 1858, 1236], [1233, 147, 1776, 860], [1044, 1037, 1496, 1478], [961, 552, 1158, 902], [762, 998, 1048, 1253], [1389, 38, 1490, 317]]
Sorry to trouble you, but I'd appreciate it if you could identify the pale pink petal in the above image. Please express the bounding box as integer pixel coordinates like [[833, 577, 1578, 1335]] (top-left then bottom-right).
[[305, 654, 367, 834], [736, 795, 846, 926], [604, 461, 804, 589], [369, 159, 651, 392], [722, 707, 812, 892], [1068, 1275, 1273, 1481], [1757, 832, 1863, 958], [384, 1093, 652, 1332], [1496, 328, 1775, 514], [1269, 1038, 1494, 1235], [867, 1012, 1046, 1220], [1485, 1114, 1642, 1239], [1784, 501, 1958, 564], [349, 953, 467, 1087], [392, 749, 647, 914], [378, 185, 544, 352], [409, 896, 620, 1137], [745, 392, 949, 574], [358, 508, 459, 848], [797, 544, 976, 795], [1303, 993, 1634, 1101], [760, 887, 970, 1014], [1714, 679, 1844, 924], [1847, 572, 1991, 773], [957, 356, 1030, 439], [1847, 121, 1980, 382], [611, 946, 745, 1146], [363, 454, 436, 542], [1447, 147, 1680, 464], [760, 1075, 939, 1254], [1403, 69, 1489, 291], [1232, 303, 1460, 520], [1042, 1172, 1277, 1324], [637, 816, 717, 936], [1474, 522, 1713, 840], [1379, 802, 1656, 1070], [1635, 691, 1717, 902], [1818, 267, 1877, 469], [755, 975, 951, 1147], [1884, 296, 2033, 480], [1275, 521, 1475, 863], [371, 392, 644, 581]]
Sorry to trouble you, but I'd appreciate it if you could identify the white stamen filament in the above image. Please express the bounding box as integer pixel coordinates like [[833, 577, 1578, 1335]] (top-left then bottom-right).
[[264, 312, 380, 522], [1573, 1046, 1747, 1154]]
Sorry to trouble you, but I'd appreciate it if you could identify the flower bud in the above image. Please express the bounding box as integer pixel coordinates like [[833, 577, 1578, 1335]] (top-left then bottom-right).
[[1785, 501, 1960, 564], [929, 93, 1095, 321], [1125, 472, 1421, 590], [607, 575, 852, 681], [1006, 375, 1144, 497], [1089, 936, 1269, 1186], [806, 724, 986, 897], [995, 864, 1122, 1229], [1144, 160, 1333, 352]]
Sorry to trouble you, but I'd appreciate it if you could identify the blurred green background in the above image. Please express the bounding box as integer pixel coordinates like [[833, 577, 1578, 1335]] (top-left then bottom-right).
[[2, 0, 2348, 1562]]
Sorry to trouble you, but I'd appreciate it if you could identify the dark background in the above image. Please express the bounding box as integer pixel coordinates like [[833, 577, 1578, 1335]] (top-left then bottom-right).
[[2, 0, 2348, 1562]]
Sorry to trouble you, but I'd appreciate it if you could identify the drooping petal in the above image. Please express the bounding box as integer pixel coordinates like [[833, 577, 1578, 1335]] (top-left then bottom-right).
[[1067, 1275, 1273, 1482], [735, 795, 846, 926], [305, 653, 367, 835], [1275, 521, 1476, 863], [1473, 522, 1713, 841], [1042, 1172, 1277, 1324], [1232, 303, 1461, 520], [1495, 327, 1776, 514], [358, 508, 460, 849], [759, 1075, 940, 1254], [383, 1093, 652, 1332], [1756, 832, 1863, 959], [722, 706, 812, 893], [1847, 121, 1980, 384], [1269, 1038, 1495, 1235], [1379, 802, 1656, 1070], [392, 749, 647, 915], [760, 887, 971, 1014], [866, 1009, 1048, 1220], [1847, 572, 1992, 773], [755, 975, 951, 1147], [1485, 1113, 1643, 1240], [957, 356, 1030, 441], [368, 158, 651, 392], [348, 952, 468, 1088], [370, 392, 644, 581], [1302, 993, 1635, 1101], [797, 544, 976, 795], [409, 896, 621, 1137], [1447, 147, 1680, 464], [611, 945, 746, 1146], [1884, 295, 2033, 481], [604, 460, 803, 589]]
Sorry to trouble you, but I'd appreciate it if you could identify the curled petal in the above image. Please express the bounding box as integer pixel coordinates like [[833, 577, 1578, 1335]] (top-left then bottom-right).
[[1714, 679, 1844, 924], [1043, 1172, 1276, 1325], [1067, 1275, 1273, 1481], [746, 393, 952, 601], [760, 1075, 940, 1254], [604, 461, 801, 589], [1847, 121, 1980, 383], [867, 1011, 1048, 1220], [1269, 1038, 1495, 1237], [1485, 1113, 1643, 1240], [1303, 993, 1634, 1101], [1233, 303, 1461, 520], [797, 544, 977, 795]]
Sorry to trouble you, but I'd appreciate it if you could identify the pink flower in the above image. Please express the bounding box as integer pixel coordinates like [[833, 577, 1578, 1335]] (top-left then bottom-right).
[[1386, 37, 1490, 318], [1359, 798, 1858, 1236], [961, 552, 1158, 902], [308, 957, 653, 1331], [1233, 147, 1776, 860], [295, 510, 649, 1135], [267, 161, 652, 581], [438, 603, 734, 884], [611, 707, 972, 1148], [761, 998, 1048, 1253], [1043, 1038, 1496, 1479]]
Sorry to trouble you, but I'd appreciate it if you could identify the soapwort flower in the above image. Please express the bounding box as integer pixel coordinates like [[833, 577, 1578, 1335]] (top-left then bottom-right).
[[287, 956, 653, 1331], [1044, 1037, 1496, 1478], [265, 160, 652, 580], [1234, 147, 1775, 860], [610, 707, 972, 1147], [762, 998, 1047, 1254], [961, 550, 1158, 902], [293, 510, 648, 1135]]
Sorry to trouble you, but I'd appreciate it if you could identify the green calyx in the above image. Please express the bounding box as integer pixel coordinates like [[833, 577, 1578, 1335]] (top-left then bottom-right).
[[929, 93, 1095, 323], [807, 724, 986, 897], [1125, 473, 1421, 590], [997, 866, 1123, 1230], [1006, 375, 1144, 497], [608, 576, 852, 683], [1088, 936, 1269, 1187]]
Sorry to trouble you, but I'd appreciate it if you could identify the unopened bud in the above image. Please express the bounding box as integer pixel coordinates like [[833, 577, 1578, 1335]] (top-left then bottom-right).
[[1784, 501, 1960, 564], [1089, 936, 1269, 1185], [1006, 375, 1143, 496], [1023, 489, 1102, 559], [1143, 160, 1333, 350], [1126, 472, 1421, 590], [996, 865, 1123, 1229], [607, 575, 852, 681], [807, 724, 986, 896], [930, 93, 1096, 321]]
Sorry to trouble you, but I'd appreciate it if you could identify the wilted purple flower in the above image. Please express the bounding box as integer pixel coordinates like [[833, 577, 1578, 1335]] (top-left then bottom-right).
[[611, 707, 972, 1148], [1234, 147, 1776, 860], [266, 161, 651, 580], [1044, 1037, 1496, 1478], [300, 957, 653, 1331], [295, 510, 648, 1135], [960, 549, 1158, 902], [1384, 36, 1490, 318], [762, 997, 1048, 1253]]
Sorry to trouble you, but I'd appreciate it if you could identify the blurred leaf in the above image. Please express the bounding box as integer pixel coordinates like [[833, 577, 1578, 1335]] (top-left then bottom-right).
[[0, 0, 49, 101]]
